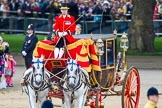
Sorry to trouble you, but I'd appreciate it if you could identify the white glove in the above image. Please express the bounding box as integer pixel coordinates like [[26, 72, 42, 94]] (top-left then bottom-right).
[[63, 32, 68, 36], [58, 32, 63, 37], [22, 51, 27, 56]]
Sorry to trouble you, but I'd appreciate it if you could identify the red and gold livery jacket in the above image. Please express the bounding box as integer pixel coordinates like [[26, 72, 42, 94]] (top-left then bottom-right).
[[53, 14, 76, 44]]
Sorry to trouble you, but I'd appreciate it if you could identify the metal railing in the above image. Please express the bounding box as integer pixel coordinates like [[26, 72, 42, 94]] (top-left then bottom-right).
[[0, 15, 162, 36]]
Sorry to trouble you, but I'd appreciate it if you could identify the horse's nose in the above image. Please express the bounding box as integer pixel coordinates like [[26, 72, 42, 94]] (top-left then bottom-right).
[[69, 83, 75, 88]]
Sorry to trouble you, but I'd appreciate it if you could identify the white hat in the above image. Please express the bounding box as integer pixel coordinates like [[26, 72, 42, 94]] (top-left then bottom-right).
[[103, 0, 109, 5]]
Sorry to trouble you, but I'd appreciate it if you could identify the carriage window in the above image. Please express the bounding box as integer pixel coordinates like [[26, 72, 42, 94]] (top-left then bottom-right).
[[99, 38, 115, 68], [100, 40, 106, 66], [107, 41, 114, 65]]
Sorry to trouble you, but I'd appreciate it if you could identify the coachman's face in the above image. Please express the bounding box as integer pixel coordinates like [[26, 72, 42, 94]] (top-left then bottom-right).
[[27, 29, 33, 34], [61, 9, 68, 15]]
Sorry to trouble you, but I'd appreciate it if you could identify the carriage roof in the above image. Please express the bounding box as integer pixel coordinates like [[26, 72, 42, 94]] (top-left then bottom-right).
[[73, 34, 116, 40]]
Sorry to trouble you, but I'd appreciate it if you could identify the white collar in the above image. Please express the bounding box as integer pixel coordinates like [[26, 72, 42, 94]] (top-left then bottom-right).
[[28, 34, 32, 37]]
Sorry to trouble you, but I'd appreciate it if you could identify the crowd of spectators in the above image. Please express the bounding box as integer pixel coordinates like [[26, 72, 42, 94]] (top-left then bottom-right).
[[1, 0, 162, 24], [0, 0, 133, 21]]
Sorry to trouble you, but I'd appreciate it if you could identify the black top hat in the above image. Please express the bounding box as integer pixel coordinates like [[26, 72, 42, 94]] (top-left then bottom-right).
[[147, 87, 159, 97], [27, 24, 35, 30], [60, 3, 69, 10]]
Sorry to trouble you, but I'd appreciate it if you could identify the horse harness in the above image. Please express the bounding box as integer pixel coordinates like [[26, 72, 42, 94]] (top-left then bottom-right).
[[25, 59, 51, 103], [63, 62, 90, 104]]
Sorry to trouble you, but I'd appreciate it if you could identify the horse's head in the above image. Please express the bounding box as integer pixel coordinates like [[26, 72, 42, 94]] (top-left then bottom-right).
[[32, 55, 45, 86], [66, 59, 80, 88]]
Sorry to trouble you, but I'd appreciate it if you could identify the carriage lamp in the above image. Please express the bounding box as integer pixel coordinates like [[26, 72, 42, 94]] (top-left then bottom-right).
[[96, 38, 104, 56], [120, 32, 129, 51]]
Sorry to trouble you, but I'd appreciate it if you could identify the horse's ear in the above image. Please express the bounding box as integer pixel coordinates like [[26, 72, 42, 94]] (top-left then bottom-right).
[[40, 55, 44, 60]]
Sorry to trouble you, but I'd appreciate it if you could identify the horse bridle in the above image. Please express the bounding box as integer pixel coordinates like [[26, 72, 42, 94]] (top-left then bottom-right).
[[66, 61, 80, 81], [30, 59, 46, 89], [64, 61, 84, 91]]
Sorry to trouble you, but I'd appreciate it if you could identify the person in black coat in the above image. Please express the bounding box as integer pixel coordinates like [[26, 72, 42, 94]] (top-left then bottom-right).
[[8, 0, 20, 16], [67, 0, 79, 21], [21, 24, 38, 69]]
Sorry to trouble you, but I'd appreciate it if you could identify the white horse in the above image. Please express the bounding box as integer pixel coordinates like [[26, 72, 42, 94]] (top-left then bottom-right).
[[22, 56, 51, 108], [62, 59, 90, 108]]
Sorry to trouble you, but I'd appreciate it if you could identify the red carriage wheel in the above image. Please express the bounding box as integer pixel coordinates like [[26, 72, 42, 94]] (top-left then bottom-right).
[[122, 66, 140, 108]]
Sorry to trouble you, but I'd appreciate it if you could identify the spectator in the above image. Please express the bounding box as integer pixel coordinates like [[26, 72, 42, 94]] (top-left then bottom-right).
[[117, 2, 126, 20], [93, 0, 103, 22], [21, 24, 38, 69], [0, 0, 10, 30], [110, 1, 117, 20], [67, 0, 79, 21], [102, 0, 111, 22], [8, 0, 20, 16], [0, 36, 9, 83], [154, 1, 159, 19], [117, 2, 127, 32], [4, 53, 16, 87], [38, 0, 48, 18], [30, 0, 41, 17], [45, 0, 61, 26], [0, 36, 5, 82], [41, 100, 53, 108], [143, 87, 159, 108], [78, 0, 90, 21], [158, 0, 162, 19], [154, 1, 160, 33], [126, 1, 133, 19], [16, 9, 24, 32], [74, 24, 82, 35], [20, 0, 32, 17], [45, 0, 61, 17]]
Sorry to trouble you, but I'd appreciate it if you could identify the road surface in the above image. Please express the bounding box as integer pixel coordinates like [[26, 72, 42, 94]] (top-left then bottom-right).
[[0, 66, 162, 108]]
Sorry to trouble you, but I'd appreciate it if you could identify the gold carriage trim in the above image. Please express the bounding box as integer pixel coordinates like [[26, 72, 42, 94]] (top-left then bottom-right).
[[51, 61, 62, 67], [67, 39, 85, 50], [38, 41, 55, 50], [67, 39, 94, 50], [91, 64, 101, 71], [76, 54, 89, 62], [82, 66, 91, 72], [90, 54, 99, 61]]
